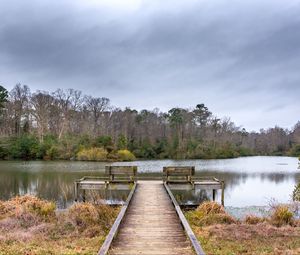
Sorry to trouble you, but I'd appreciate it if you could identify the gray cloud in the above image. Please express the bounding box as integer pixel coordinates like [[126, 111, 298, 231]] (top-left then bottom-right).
[[0, 0, 299, 131]]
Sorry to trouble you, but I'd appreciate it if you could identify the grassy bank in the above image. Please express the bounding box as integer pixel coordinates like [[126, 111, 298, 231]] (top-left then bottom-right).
[[0, 196, 119, 255], [185, 202, 300, 255]]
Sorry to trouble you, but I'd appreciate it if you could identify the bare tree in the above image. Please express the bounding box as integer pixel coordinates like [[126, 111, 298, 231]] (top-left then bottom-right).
[[31, 91, 54, 142], [9, 84, 31, 136], [85, 96, 110, 136], [52, 89, 83, 139]]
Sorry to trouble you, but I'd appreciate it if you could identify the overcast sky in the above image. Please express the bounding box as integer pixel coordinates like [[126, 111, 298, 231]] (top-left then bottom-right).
[[0, 0, 299, 131]]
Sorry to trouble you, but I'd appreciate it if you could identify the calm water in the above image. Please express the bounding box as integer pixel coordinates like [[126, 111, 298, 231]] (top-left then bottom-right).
[[0, 156, 299, 208]]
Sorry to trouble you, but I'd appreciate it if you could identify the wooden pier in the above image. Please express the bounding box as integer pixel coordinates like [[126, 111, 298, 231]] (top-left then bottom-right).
[[75, 166, 225, 254], [100, 181, 204, 255]]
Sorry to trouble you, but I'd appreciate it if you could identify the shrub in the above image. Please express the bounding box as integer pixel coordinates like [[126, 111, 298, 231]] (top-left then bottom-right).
[[77, 147, 108, 161], [0, 195, 56, 227], [0, 200, 5, 218], [9, 135, 39, 159], [288, 145, 300, 156], [0, 145, 8, 159], [292, 182, 300, 202], [116, 149, 136, 161], [117, 135, 127, 150], [270, 205, 294, 227], [45, 145, 60, 160], [244, 214, 264, 225], [186, 201, 235, 226], [196, 201, 225, 214], [95, 136, 113, 150], [68, 203, 119, 232], [8, 195, 56, 218], [68, 203, 99, 228], [94, 204, 119, 231]]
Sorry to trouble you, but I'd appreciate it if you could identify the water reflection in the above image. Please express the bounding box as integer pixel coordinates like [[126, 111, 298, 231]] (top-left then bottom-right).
[[0, 156, 299, 208], [172, 189, 211, 205]]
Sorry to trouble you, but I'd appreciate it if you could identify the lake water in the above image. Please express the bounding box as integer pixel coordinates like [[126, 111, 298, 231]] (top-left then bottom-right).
[[0, 156, 299, 210]]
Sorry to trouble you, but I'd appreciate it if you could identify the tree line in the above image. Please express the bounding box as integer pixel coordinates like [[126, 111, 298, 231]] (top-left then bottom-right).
[[0, 84, 299, 160]]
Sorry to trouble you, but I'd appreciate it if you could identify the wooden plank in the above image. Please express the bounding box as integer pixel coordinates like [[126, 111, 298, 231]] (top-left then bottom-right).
[[164, 182, 206, 255], [98, 182, 137, 255], [221, 181, 225, 206], [105, 166, 137, 175], [79, 183, 107, 190], [167, 183, 222, 190], [163, 166, 195, 175], [194, 183, 222, 190], [108, 181, 195, 255]]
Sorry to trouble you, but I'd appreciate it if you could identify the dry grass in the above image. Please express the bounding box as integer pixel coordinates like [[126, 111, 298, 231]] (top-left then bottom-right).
[[244, 214, 265, 225], [185, 201, 236, 226], [293, 182, 300, 202], [269, 205, 294, 227], [192, 223, 300, 255], [185, 201, 300, 255], [0, 196, 120, 255]]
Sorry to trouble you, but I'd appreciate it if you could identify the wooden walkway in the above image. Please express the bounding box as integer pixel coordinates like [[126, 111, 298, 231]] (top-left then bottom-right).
[[108, 181, 194, 255]]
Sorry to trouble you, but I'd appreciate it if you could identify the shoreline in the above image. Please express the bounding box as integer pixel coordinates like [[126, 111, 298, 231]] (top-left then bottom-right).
[[0, 154, 298, 162]]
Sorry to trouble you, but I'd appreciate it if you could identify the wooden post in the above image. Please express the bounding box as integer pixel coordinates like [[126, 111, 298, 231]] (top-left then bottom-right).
[[83, 189, 86, 202], [221, 181, 225, 206], [212, 189, 216, 201], [104, 187, 107, 201], [188, 175, 191, 183], [74, 181, 78, 202]]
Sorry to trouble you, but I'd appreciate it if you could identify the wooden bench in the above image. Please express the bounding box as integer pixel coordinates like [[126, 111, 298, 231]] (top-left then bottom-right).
[[164, 169, 225, 206], [163, 166, 195, 184], [74, 166, 137, 202], [105, 166, 137, 183]]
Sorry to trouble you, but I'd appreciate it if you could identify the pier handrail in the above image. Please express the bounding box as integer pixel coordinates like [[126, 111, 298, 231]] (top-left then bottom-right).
[[97, 182, 137, 255], [164, 182, 206, 255]]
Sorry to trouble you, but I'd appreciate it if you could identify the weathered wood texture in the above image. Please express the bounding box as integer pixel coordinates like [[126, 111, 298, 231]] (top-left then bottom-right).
[[108, 181, 195, 255], [163, 166, 195, 183], [105, 166, 137, 182], [98, 183, 137, 255], [75, 166, 138, 201], [164, 183, 205, 255]]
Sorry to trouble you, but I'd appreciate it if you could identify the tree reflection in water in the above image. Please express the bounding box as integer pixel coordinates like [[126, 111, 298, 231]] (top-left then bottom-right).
[[0, 157, 299, 208]]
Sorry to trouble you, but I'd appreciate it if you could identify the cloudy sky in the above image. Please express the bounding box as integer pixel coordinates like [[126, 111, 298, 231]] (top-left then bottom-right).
[[0, 0, 299, 131]]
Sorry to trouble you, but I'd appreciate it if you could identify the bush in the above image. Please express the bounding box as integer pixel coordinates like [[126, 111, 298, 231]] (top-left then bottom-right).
[[186, 201, 236, 226], [293, 182, 300, 202], [116, 149, 136, 161], [0, 144, 8, 159], [1, 195, 56, 226], [244, 214, 264, 225], [95, 136, 113, 150], [9, 135, 40, 159], [77, 147, 108, 161], [288, 144, 300, 156], [36, 135, 58, 159], [68, 203, 99, 228], [196, 201, 226, 214], [117, 135, 127, 150], [0, 200, 5, 218], [270, 205, 294, 227], [9, 195, 55, 217], [68, 203, 119, 232], [45, 145, 60, 160]]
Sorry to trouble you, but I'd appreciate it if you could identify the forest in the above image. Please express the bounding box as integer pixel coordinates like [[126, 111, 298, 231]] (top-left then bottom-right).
[[0, 84, 299, 161]]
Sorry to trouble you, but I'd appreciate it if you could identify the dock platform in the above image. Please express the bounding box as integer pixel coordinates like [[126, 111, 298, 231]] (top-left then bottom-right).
[[98, 181, 205, 255]]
